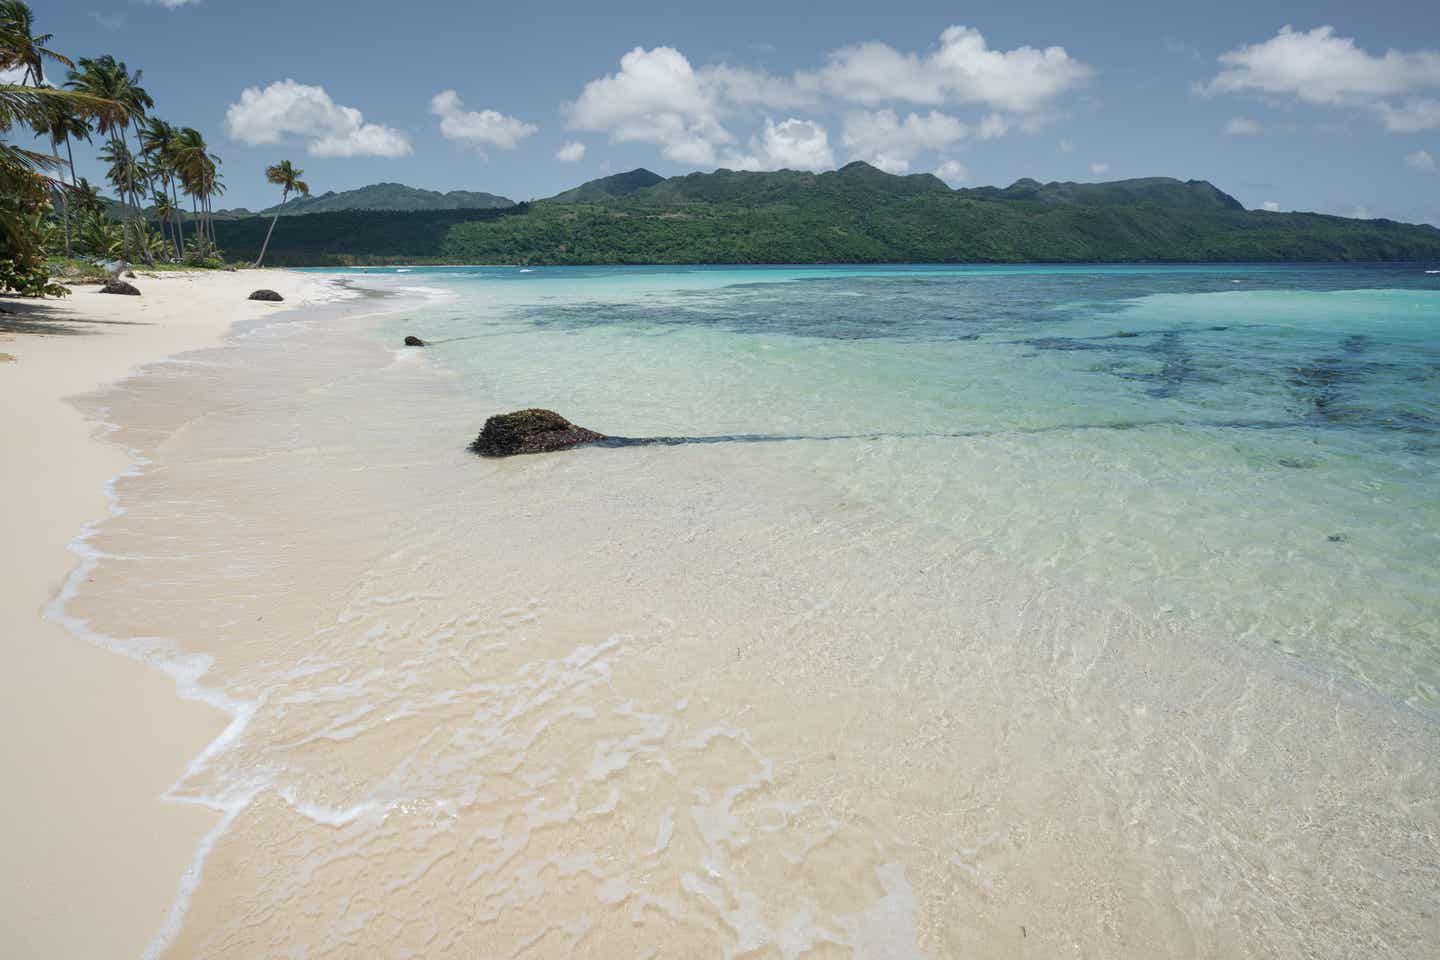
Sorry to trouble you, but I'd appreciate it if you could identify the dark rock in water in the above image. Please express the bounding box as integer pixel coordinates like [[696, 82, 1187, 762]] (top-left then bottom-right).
[[100, 279, 140, 296], [404, 335, 426, 347], [471, 409, 606, 457], [248, 289, 284, 302], [1327, 533, 1348, 543]]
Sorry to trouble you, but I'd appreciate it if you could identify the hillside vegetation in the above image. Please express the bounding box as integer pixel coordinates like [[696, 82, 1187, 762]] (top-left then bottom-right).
[[260, 182, 514, 216], [214, 162, 1440, 266]]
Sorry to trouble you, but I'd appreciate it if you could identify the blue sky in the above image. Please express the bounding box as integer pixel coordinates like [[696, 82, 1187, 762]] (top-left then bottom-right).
[[18, 1, 1440, 222]]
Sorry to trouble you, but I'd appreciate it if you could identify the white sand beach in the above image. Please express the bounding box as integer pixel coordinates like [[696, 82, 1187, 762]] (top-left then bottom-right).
[[0, 270, 345, 958]]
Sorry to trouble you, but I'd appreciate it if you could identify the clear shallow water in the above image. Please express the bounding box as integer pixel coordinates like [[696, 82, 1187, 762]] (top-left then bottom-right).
[[72, 264, 1440, 958], [368, 263, 1440, 708]]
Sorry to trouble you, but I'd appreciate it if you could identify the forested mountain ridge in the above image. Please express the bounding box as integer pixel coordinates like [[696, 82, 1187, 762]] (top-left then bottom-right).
[[211, 162, 1440, 266]]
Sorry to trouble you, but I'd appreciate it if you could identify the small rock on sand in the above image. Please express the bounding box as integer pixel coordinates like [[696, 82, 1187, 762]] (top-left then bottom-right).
[[248, 289, 284, 302], [100, 280, 141, 296]]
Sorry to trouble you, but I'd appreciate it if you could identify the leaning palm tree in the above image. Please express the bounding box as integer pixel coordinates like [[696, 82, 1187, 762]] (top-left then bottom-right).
[[67, 55, 154, 263], [31, 100, 92, 256], [2, 80, 110, 290], [70, 175, 102, 215], [0, 0, 72, 84], [98, 135, 145, 259], [149, 188, 179, 258], [139, 116, 186, 257], [172, 126, 220, 257], [254, 159, 309, 267]]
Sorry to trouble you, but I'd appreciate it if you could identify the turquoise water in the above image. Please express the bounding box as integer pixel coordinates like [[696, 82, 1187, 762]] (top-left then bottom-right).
[[353, 263, 1440, 708], [78, 264, 1440, 956]]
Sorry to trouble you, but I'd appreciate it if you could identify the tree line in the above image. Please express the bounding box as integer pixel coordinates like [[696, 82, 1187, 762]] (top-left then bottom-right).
[[1, 0, 308, 295]]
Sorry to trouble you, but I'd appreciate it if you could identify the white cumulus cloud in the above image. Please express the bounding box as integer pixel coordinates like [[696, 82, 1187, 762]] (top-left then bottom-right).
[[225, 80, 411, 158], [1202, 26, 1440, 105], [555, 141, 587, 163], [1225, 116, 1262, 135], [754, 117, 835, 170], [143, 0, 198, 7], [1262, 200, 1281, 211], [1090, 161, 1110, 176], [934, 159, 970, 184], [430, 90, 537, 156], [1406, 149, 1437, 172], [842, 109, 969, 172], [564, 45, 733, 165], [1201, 26, 1440, 134], [1058, 139, 1075, 153], [799, 25, 1093, 113]]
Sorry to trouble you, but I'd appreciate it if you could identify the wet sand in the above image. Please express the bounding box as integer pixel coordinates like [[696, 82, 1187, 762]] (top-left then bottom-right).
[[0, 270, 350, 958]]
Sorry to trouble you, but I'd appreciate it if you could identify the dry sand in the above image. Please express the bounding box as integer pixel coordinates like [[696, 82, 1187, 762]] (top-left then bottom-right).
[[0, 270, 346, 959]]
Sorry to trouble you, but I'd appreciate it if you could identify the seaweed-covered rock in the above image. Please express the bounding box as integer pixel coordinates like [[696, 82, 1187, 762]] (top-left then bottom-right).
[[470, 409, 606, 457], [248, 289, 284, 301], [100, 279, 140, 296], [404, 335, 426, 346]]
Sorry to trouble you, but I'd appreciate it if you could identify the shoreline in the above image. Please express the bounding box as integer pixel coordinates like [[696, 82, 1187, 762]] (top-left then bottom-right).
[[0, 270, 361, 958], [4, 264, 1437, 956]]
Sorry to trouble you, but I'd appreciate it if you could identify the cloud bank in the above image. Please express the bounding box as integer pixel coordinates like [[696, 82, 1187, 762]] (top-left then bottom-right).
[[563, 26, 1092, 171]]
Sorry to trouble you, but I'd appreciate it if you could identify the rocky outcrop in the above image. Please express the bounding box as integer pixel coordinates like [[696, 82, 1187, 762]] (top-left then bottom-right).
[[404, 335, 426, 346], [248, 289, 284, 301], [470, 409, 606, 457], [100, 280, 140, 296]]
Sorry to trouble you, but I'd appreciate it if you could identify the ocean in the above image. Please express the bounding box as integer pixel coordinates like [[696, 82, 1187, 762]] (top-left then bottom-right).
[[68, 263, 1440, 957]]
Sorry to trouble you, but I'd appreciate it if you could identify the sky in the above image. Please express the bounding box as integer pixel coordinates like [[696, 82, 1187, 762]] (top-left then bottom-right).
[[14, 1, 1440, 222]]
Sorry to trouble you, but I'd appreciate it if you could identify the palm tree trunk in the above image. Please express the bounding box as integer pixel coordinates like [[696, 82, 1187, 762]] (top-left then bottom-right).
[[120, 127, 155, 267], [63, 135, 78, 258], [171, 178, 186, 258], [254, 187, 288, 267], [52, 136, 72, 258], [111, 138, 135, 264]]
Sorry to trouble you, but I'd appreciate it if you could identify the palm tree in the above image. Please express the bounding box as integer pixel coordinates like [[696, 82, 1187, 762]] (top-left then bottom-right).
[[139, 116, 186, 257], [172, 126, 220, 258], [97, 136, 145, 258], [0, 1, 71, 85], [149, 188, 179, 258], [254, 159, 309, 267], [67, 55, 154, 263], [32, 100, 92, 256], [71, 176, 102, 215]]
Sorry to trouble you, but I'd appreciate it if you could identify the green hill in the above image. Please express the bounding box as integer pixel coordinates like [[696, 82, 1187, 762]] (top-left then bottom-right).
[[212, 162, 1440, 266], [262, 182, 514, 215], [548, 168, 664, 203], [957, 176, 1245, 211]]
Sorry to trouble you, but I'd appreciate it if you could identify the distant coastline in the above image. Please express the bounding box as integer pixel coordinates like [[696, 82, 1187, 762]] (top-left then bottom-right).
[[204, 163, 1440, 268]]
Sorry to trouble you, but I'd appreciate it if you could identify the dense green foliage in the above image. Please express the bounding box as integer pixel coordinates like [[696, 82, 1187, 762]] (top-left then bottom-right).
[[214, 207, 521, 265], [548, 168, 663, 203], [260, 181, 514, 216], [213, 162, 1440, 266]]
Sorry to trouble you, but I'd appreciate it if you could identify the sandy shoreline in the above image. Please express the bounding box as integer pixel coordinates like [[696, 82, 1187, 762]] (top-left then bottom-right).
[[0, 270, 349, 958]]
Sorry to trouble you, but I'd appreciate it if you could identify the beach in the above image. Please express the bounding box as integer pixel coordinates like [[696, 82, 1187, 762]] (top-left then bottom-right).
[[0, 270, 350, 958], [2, 264, 1437, 958]]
